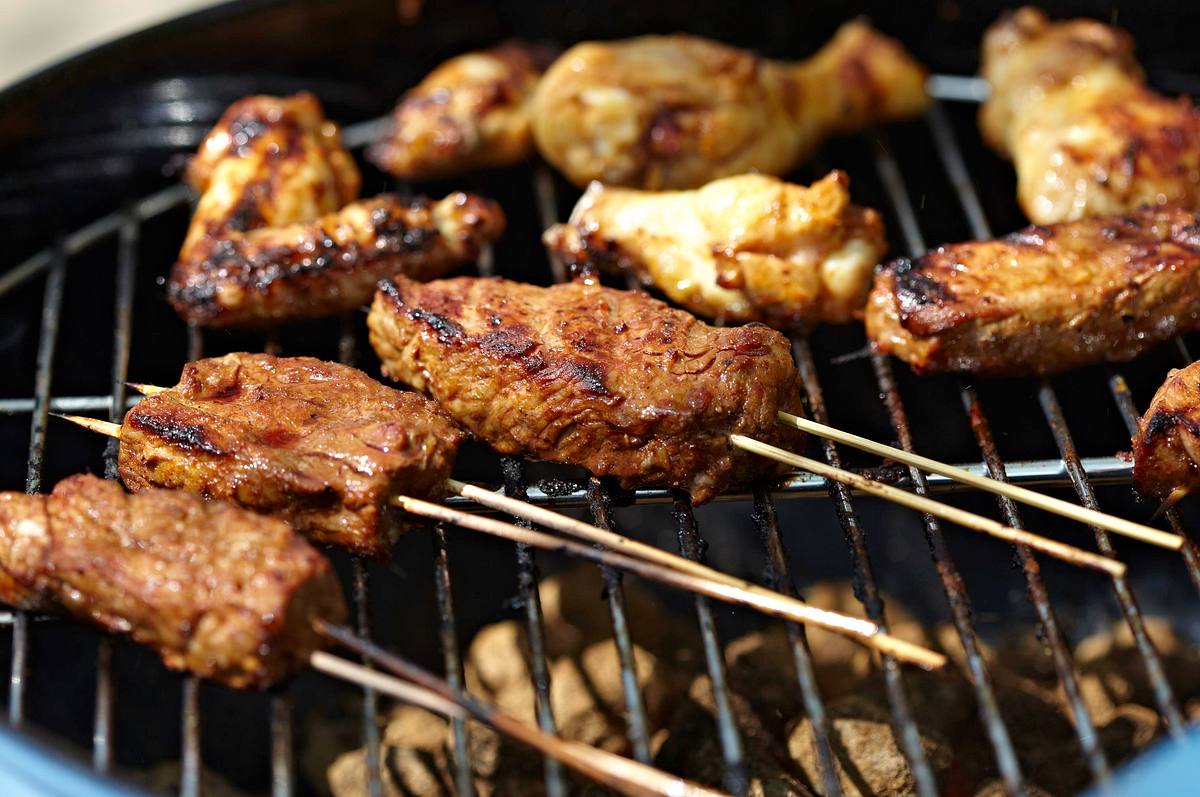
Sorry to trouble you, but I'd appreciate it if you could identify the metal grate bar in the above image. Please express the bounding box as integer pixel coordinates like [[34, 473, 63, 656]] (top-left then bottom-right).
[[792, 338, 940, 797], [584, 481, 655, 765], [179, 323, 205, 797], [11, 242, 67, 728], [433, 525, 475, 797], [270, 693, 293, 797], [672, 493, 749, 795], [180, 677, 201, 797], [1106, 373, 1200, 594], [532, 165, 660, 776], [93, 208, 139, 773], [352, 560, 382, 797], [925, 101, 1186, 741], [750, 489, 842, 796], [1037, 385, 1186, 735], [500, 459, 568, 796], [870, 132, 1031, 795]]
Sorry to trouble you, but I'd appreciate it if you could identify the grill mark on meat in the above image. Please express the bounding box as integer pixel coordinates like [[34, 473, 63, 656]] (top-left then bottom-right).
[[1143, 410, 1200, 442], [128, 413, 231, 457], [889, 257, 956, 311], [479, 328, 536, 358], [408, 309, 465, 344]]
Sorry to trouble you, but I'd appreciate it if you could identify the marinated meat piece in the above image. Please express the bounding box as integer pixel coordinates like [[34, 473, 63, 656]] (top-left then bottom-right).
[[531, 21, 928, 188], [981, 7, 1200, 223], [544, 171, 887, 328], [367, 276, 805, 502], [865, 207, 1200, 376], [368, 42, 548, 180], [182, 93, 360, 256], [169, 192, 505, 327], [119, 353, 465, 558], [1132, 361, 1200, 501], [0, 475, 345, 689], [171, 92, 505, 327]]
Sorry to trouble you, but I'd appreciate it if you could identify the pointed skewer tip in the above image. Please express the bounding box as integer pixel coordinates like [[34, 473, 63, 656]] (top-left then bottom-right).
[[53, 414, 122, 439]]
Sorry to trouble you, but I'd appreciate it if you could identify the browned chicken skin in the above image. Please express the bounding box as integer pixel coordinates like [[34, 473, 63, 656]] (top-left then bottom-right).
[[1133, 363, 1200, 503], [981, 7, 1200, 223], [367, 276, 805, 503], [0, 475, 346, 689], [865, 207, 1200, 377], [119, 354, 465, 558], [531, 21, 928, 189], [543, 171, 887, 328], [169, 93, 505, 327], [368, 42, 548, 180]]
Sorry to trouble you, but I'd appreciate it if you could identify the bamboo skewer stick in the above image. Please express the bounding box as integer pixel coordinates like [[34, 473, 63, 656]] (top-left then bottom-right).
[[311, 626, 729, 797], [777, 411, 1183, 551], [730, 435, 1126, 577], [395, 494, 946, 670], [54, 411, 946, 669], [126, 382, 168, 396]]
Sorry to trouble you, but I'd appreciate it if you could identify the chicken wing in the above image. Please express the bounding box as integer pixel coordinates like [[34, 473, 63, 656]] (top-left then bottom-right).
[[981, 7, 1200, 223], [171, 93, 505, 327], [543, 171, 886, 327], [531, 21, 928, 189], [1132, 362, 1200, 503], [865, 206, 1200, 376], [366, 276, 805, 502], [368, 42, 548, 180]]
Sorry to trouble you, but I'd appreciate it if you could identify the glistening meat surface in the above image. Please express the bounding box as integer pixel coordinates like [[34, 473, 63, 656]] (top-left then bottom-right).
[[367, 276, 805, 502]]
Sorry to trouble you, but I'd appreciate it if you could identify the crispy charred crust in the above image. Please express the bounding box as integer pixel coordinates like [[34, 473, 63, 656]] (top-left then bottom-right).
[[0, 475, 346, 689], [1133, 363, 1200, 498], [866, 206, 1200, 376], [368, 276, 806, 502], [367, 42, 547, 180], [169, 193, 505, 327], [119, 353, 465, 558]]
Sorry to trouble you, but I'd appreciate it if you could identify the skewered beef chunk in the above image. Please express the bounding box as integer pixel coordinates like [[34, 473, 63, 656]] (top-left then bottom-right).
[[119, 353, 465, 558], [0, 475, 345, 689], [367, 276, 805, 502]]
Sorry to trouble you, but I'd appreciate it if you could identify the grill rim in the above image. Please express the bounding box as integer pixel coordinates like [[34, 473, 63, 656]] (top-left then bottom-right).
[[0, 10, 1196, 793]]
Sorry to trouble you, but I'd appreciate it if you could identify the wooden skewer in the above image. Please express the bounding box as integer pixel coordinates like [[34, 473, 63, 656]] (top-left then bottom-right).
[[56, 415, 123, 438], [395, 494, 946, 670], [126, 382, 168, 396], [730, 435, 1126, 578], [55, 410, 944, 668], [311, 628, 728, 797], [777, 411, 1183, 551]]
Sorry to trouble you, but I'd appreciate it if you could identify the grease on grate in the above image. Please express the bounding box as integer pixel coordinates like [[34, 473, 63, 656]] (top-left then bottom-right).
[[319, 571, 1200, 797]]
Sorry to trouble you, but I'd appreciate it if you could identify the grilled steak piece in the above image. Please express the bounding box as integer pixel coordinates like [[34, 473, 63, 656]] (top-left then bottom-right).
[[169, 92, 505, 327], [169, 192, 505, 327], [544, 171, 887, 328], [0, 475, 345, 689], [119, 353, 465, 558], [1132, 362, 1200, 501], [368, 42, 548, 181], [865, 207, 1200, 376], [367, 276, 805, 502]]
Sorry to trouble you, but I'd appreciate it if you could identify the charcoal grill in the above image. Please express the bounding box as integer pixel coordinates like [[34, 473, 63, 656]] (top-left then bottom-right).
[[2, 1, 1200, 795]]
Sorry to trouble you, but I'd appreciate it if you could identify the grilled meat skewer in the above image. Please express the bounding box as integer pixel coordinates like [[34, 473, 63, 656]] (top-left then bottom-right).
[[368, 42, 549, 181], [112, 354, 464, 558], [1133, 361, 1200, 505], [0, 475, 346, 689], [367, 276, 805, 503], [531, 20, 928, 189], [544, 171, 887, 328], [981, 7, 1200, 223], [169, 92, 505, 327], [865, 206, 1200, 376]]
